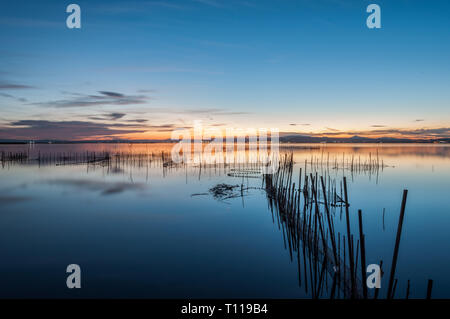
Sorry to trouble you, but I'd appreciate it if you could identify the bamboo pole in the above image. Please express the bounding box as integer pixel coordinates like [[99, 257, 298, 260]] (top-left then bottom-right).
[[321, 176, 338, 266], [387, 189, 408, 299], [343, 177, 355, 297], [426, 279, 433, 299], [358, 209, 368, 298]]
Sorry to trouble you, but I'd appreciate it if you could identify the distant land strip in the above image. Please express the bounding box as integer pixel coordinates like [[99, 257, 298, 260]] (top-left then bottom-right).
[[1, 136, 449, 144]]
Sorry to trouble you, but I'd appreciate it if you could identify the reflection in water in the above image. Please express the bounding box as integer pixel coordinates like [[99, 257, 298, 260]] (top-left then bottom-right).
[[0, 143, 449, 298], [262, 154, 408, 299], [45, 179, 147, 196]]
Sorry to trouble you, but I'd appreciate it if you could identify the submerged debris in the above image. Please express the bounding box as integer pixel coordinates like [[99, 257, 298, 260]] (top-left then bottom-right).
[[192, 183, 262, 202], [209, 183, 241, 201]]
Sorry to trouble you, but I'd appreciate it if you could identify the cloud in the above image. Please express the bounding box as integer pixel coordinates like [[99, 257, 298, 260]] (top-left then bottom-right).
[[184, 108, 249, 116], [386, 127, 450, 137], [32, 91, 150, 108], [126, 119, 148, 123], [0, 82, 35, 90], [98, 91, 125, 98], [126, 107, 249, 117], [89, 112, 127, 121], [0, 92, 27, 102], [290, 123, 310, 126], [371, 125, 386, 127], [144, 124, 192, 132], [414, 119, 425, 122], [316, 127, 450, 139], [0, 120, 147, 140], [0, 119, 192, 139], [358, 127, 450, 137], [109, 112, 126, 120], [99, 66, 223, 75], [284, 125, 450, 140]]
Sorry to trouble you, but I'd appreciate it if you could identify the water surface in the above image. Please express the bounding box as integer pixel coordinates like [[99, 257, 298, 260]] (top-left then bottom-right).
[[0, 143, 449, 298]]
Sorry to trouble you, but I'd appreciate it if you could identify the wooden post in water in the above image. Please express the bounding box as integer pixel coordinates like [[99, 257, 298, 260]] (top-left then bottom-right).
[[320, 176, 338, 266], [392, 278, 398, 298], [426, 279, 433, 299], [358, 209, 368, 299], [343, 177, 355, 298], [387, 189, 408, 299], [405, 279, 410, 299]]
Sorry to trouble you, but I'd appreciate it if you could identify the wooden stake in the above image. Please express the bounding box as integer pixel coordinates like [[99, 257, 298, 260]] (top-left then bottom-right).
[[358, 209, 368, 299], [387, 190, 408, 299]]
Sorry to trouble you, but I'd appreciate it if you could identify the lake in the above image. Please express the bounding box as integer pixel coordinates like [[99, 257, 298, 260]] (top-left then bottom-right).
[[0, 143, 449, 298]]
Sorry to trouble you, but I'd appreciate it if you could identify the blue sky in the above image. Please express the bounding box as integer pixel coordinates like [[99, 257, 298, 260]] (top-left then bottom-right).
[[0, 0, 449, 140]]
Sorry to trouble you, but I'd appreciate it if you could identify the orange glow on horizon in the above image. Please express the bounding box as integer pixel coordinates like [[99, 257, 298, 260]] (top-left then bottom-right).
[[82, 128, 448, 141]]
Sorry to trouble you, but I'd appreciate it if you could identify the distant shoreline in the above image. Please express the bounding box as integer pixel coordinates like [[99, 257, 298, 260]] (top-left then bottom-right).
[[0, 140, 448, 145]]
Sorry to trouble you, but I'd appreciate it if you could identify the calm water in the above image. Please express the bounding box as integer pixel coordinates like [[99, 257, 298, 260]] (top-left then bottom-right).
[[0, 143, 449, 298]]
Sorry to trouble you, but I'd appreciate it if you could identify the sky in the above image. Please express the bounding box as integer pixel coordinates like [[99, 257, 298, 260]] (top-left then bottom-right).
[[0, 0, 449, 140]]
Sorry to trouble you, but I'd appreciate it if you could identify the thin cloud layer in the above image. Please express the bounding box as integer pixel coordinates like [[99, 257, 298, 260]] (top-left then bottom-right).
[[0, 119, 193, 140], [0, 92, 27, 102], [0, 120, 147, 140], [89, 112, 127, 121], [0, 82, 35, 89], [314, 127, 450, 139], [33, 91, 150, 108]]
